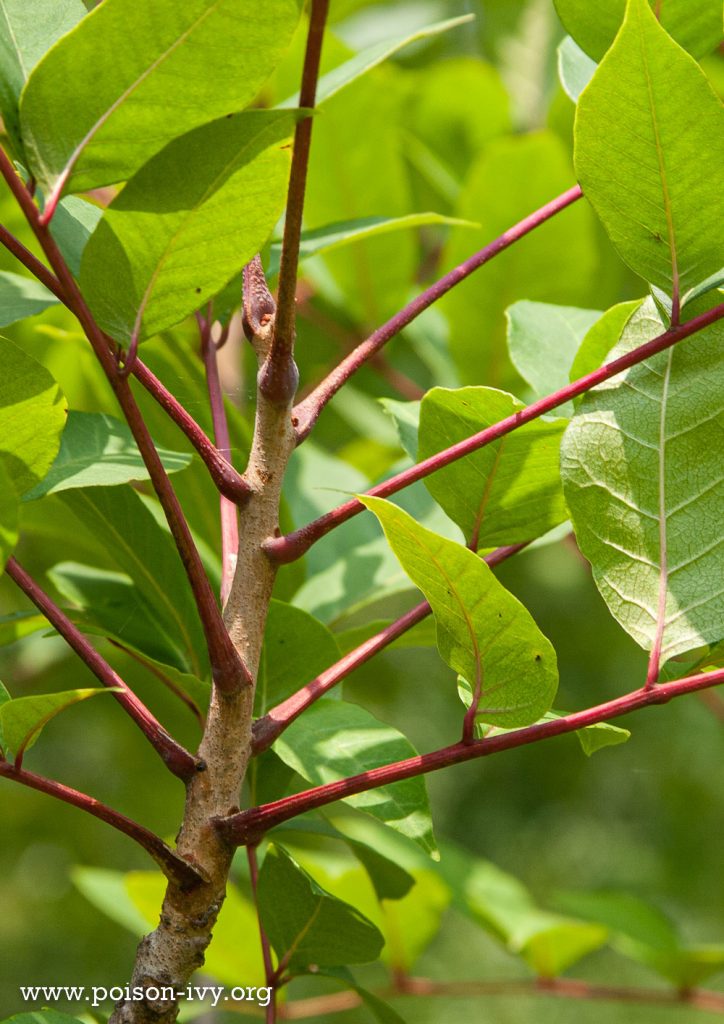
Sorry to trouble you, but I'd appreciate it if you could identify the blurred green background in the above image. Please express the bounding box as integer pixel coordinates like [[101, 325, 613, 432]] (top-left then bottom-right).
[[1, 0, 723, 1020]]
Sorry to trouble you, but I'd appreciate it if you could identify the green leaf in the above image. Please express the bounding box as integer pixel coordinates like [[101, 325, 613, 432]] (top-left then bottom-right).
[[506, 301, 601, 412], [0, 338, 67, 495], [80, 110, 300, 344], [256, 600, 339, 716], [574, 0, 724, 297], [24, 411, 191, 499], [0, 459, 19, 571], [441, 132, 598, 388], [439, 843, 608, 977], [417, 388, 568, 550], [20, 0, 302, 197], [0, 685, 116, 757], [557, 36, 597, 103], [576, 721, 631, 756], [280, 15, 473, 109], [361, 497, 558, 727], [71, 866, 151, 937], [561, 298, 724, 664], [554, 0, 723, 61], [257, 844, 384, 971], [274, 699, 437, 855], [569, 300, 641, 382], [0, 0, 85, 157], [49, 196, 103, 277], [0, 271, 58, 326], [59, 486, 207, 675], [267, 213, 475, 277], [0, 611, 48, 647]]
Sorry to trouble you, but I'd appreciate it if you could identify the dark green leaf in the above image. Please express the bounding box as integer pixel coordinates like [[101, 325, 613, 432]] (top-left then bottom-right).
[[574, 0, 724, 296], [274, 698, 437, 855], [20, 0, 302, 196], [256, 600, 339, 716], [257, 844, 384, 971], [80, 111, 301, 343], [24, 411, 191, 499]]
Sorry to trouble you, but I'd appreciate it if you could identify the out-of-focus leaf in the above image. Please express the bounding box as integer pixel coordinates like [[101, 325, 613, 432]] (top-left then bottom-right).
[[574, 0, 724, 296], [0, 685, 116, 757], [562, 298, 724, 664], [274, 698, 437, 855], [257, 844, 384, 971], [418, 387, 568, 548], [0, 338, 67, 495], [0, 272, 58, 326], [0, 611, 48, 647], [80, 111, 301, 344], [20, 0, 302, 196], [557, 35, 597, 103], [0, 460, 19, 571], [361, 497, 558, 728], [24, 412, 191, 499]]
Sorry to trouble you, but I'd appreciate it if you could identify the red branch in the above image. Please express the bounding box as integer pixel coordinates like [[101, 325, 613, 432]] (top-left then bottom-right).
[[0, 760, 204, 889], [5, 557, 199, 781], [218, 667, 724, 845], [0, 148, 251, 693], [260, 0, 329, 405], [0, 220, 250, 504], [268, 301, 724, 563], [252, 542, 527, 753], [293, 184, 583, 440]]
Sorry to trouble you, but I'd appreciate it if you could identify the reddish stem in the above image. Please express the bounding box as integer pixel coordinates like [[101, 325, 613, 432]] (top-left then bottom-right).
[[218, 666, 724, 845], [0, 221, 250, 504], [6, 557, 199, 781], [267, 302, 724, 564], [200, 313, 240, 606], [293, 185, 584, 441], [0, 760, 203, 889], [0, 148, 251, 693], [252, 542, 527, 753], [260, 0, 329, 405]]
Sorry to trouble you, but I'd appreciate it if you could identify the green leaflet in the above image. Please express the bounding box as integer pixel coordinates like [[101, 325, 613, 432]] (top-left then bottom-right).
[[574, 0, 724, 297], [59, 487, 207, 675], [360, 497, 558, 727], [418, 388, 568, 549], [257, 844, 384, 971], [569, 300, 642, 382], [255, 599, 340, 717], [554, 0, 722, 61], [0, 271, 58, 326], [19, 0, 301, 197], [438, 843, 609, 977], [506, 301, 602, 411], [266, 212, 476, 277], [441, 132, 598, 388], [24, 411, 191, 499], [561, 298, 724, 664], [0, 460, 19, 570], [274, 699, 437, 856], [80, 111, 301, 344], [0, 0, 85, 157], [0, 686, 116, 759], [0, 338, 67, 496]]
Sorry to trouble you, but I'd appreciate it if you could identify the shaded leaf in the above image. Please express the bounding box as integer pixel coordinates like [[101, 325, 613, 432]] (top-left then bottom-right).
[[574, 0, 724, 296], [49, 196, 103, 278], [257, 844, 384, 971], [0, 271, 58, 326], [24, 411, 191, 499], [557, 36, 597, 103], [0, 685, 116, 758], [561, 298, 724, 664], [20, 0, 301, 196], [80, 111, 300, 343], [0, 338, 67, 495], [360, 497, 558, 728], [274, 698, 437, 855]]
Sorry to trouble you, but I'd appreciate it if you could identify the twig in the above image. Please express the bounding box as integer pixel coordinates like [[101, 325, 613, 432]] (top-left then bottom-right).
[[247, 846, 277, 1024], [267, 301, 724, 563], [293, 185, 584, 440], [0, 220, 251, 503], [0, 147, 252, 694], [0, 760, 204, 889], [217, 666, 724, 844], [252, 542, 527, 753], [6, 557, 200, 781], [260, 0, 329, 404]]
